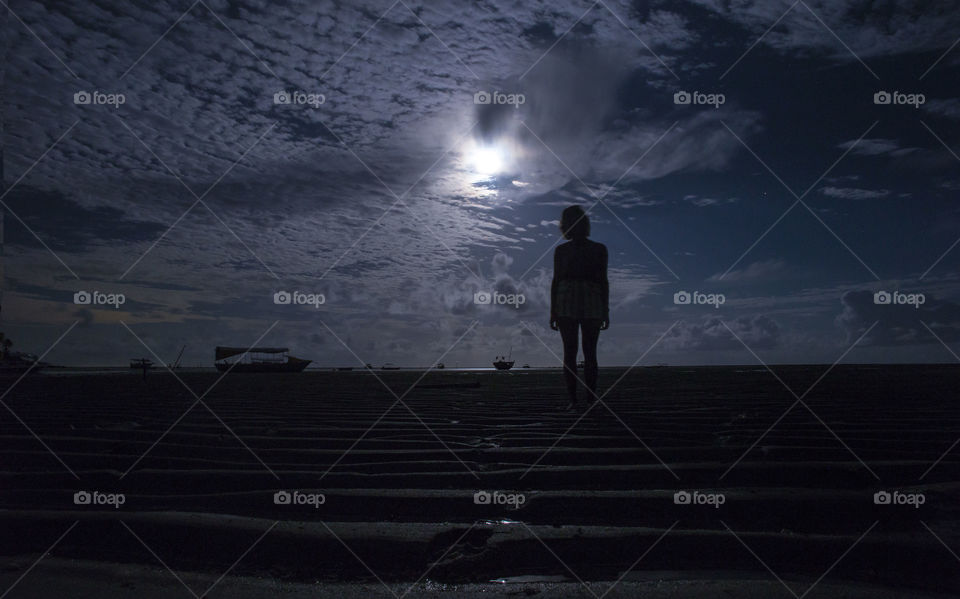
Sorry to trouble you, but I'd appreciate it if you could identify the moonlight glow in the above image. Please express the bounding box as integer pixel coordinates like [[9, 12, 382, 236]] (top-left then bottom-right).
[[467, 143, 507, 177]]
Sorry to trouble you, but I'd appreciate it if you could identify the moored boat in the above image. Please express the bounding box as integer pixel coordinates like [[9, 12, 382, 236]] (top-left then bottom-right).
[[214, 346, 311, 373], [130, 358, 153, 370], [493, 347, 515, 370]]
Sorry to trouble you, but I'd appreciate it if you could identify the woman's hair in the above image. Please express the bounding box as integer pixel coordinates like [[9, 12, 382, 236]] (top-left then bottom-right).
[[560, 205, 590, 240]]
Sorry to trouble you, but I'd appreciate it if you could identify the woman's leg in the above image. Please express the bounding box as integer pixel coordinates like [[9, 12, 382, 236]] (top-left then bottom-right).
[[580, 319, 602, 398], [557, 318, 580, 403]]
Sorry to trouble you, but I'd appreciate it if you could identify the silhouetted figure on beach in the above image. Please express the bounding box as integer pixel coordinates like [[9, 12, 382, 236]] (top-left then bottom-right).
[[550, 206, 609, 411]]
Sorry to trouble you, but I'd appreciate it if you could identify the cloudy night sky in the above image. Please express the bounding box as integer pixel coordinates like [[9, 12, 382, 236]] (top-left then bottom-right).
[[3, 0, 960, 367]]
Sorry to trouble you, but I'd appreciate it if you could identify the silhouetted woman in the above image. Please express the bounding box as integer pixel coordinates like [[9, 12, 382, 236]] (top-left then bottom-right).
[[550, 205, 609, 410]]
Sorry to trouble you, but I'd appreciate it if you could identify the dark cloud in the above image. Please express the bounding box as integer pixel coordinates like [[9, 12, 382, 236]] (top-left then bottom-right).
[[666, 315, 781, 351], [837, 290, 960, 345]]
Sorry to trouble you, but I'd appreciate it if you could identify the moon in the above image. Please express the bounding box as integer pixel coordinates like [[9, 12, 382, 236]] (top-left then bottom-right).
[[470, 146, 504, 176]]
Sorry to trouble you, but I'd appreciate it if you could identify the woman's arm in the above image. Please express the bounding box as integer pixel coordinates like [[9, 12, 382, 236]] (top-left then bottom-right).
[[601, 244, 610, 329]]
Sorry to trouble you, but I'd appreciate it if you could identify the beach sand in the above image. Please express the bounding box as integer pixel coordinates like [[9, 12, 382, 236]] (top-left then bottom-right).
[[1, 365, 958, 596]]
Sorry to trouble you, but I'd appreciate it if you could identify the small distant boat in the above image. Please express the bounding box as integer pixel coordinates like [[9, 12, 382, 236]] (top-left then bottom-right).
[[130, 358, 153, 370], [493, 347, 514, 370], [436, 362, 445, 369], [577, 360, 585, 369], [522, 364, 530, 368], [170, 345, 186, 369], [214, 346, 311, 373], [381, 363, 400, 370]]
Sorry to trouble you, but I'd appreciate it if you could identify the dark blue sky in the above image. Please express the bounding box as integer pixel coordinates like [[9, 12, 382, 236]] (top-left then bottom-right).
[[3, 0, 960, 366]]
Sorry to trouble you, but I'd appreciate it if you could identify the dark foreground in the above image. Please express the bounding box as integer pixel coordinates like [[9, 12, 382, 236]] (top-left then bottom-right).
[[1, 365, 958, 597]]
